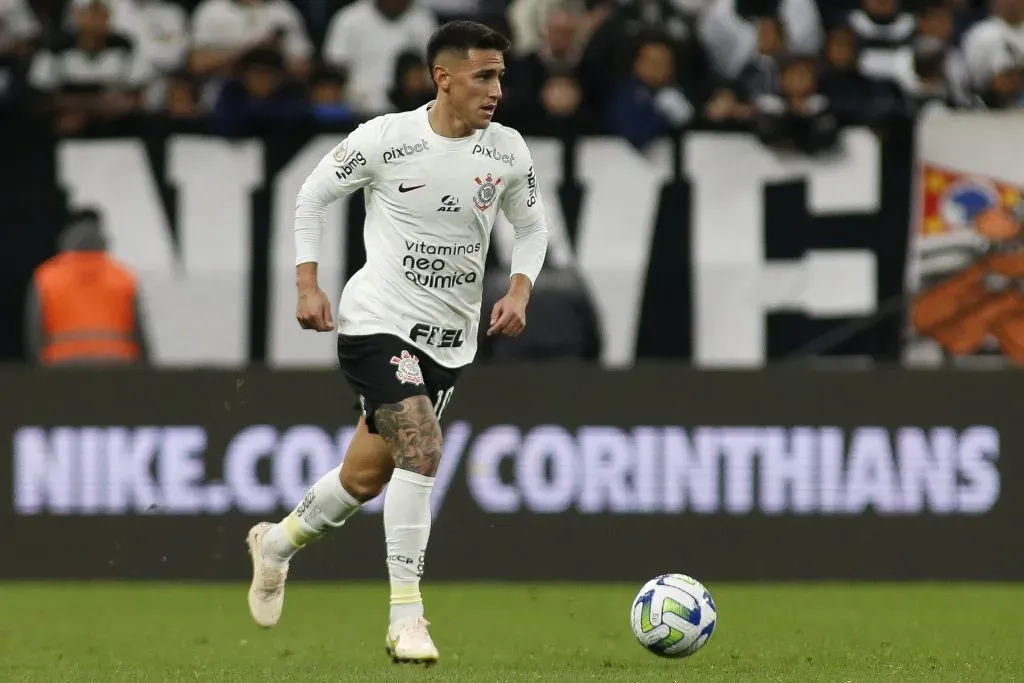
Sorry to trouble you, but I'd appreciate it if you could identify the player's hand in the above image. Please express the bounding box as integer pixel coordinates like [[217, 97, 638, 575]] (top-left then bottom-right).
[[296, 287, 335, 331], [487, 291, 528, 337]]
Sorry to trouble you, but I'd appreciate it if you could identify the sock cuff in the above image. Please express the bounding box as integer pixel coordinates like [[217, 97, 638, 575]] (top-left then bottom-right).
[[390, 582, 422, 605], [390, 592, 423, 606], [335, 481, 362, 508], [282, 512, 318, 547], [391, 468, 435, 488]]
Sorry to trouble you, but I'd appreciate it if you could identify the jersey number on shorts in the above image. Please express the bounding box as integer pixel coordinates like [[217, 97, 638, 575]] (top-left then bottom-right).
[[433, 387, 455, 419]]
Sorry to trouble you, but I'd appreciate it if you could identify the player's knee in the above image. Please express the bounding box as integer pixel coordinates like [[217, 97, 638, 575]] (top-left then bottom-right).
[[340, 466, 388, 502]]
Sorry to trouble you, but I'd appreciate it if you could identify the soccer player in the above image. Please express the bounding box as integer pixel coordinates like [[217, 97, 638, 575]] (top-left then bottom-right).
[[244, 20, 549, 664]]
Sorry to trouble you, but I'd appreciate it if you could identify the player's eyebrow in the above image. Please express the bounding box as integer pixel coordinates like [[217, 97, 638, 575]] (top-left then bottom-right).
[[473, 67, 505, 78]]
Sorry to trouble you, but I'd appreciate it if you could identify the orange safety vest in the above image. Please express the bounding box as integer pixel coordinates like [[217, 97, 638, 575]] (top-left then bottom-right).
[[34, 251, 142, 365]]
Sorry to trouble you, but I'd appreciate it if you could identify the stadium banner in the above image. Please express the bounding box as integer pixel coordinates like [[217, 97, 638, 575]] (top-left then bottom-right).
[[0, 123, 913, 368], [904, 108, 1024, 368], [1, 366, 1020, 582]]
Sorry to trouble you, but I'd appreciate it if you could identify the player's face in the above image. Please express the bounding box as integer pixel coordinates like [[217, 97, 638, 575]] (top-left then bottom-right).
[[446, 49, 505, 129]]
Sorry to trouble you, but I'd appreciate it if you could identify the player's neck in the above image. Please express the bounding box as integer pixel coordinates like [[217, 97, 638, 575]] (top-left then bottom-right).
[[427, 100, 474, 140]]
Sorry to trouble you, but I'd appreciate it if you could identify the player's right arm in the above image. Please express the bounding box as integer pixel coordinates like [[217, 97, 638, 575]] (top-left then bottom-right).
[[294, 120, 379, 331]]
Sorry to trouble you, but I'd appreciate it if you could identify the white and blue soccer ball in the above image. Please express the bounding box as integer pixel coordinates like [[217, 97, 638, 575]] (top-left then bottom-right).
[[630, 573, 718, 658]]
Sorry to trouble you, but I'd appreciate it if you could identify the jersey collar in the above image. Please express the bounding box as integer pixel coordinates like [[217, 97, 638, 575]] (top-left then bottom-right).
[[420, 101, 480, 146]]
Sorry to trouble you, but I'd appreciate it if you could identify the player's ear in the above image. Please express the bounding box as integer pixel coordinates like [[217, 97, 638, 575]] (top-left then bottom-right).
[[433, 64, 449, 93]]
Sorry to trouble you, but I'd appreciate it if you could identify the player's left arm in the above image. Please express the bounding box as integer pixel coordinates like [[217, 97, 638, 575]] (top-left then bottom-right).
[[488, 136, 549, 338]]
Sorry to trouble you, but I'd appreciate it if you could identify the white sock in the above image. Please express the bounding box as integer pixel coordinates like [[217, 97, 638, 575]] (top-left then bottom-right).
[[384, 468, 434, 623], [263, 466, 361, 567]]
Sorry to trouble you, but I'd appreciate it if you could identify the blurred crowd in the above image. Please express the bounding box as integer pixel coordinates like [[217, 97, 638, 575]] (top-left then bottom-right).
[[0, 0, 1018, 148]]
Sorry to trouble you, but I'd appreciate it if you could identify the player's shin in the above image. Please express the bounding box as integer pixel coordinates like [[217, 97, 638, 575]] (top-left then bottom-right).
[[384, 468, 434, 622], [262, 465, 361, 566]]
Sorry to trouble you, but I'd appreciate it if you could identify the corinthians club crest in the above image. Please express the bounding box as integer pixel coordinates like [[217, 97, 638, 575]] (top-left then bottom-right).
[[473, 173, 503, 210], [390, 349, 424, 386]]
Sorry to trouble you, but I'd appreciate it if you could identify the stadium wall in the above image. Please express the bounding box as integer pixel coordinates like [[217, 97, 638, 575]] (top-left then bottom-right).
[[2, 366, 1020, 581]]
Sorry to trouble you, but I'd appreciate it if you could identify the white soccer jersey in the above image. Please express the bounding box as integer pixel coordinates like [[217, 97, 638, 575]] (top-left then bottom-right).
[[294, 102, 549, 368]]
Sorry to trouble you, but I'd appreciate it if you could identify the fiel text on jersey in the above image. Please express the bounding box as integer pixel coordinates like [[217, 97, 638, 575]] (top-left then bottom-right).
[[410, 322, 465, 349]]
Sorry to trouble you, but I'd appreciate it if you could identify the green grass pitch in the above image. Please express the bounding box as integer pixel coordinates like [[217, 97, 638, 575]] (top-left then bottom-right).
[[1, 582, 1021, 682]]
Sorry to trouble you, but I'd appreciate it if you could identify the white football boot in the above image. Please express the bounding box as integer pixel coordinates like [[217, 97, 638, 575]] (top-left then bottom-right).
[[245, 522, 288, 628], [385, 616, 440, 664]]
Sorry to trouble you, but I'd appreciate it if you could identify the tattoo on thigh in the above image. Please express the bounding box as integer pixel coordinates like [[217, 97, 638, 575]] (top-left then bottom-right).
[[373, 396, 442, 476]]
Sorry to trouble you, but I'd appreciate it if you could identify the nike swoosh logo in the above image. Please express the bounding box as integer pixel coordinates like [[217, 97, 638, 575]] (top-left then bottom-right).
[[398, 183, 425, 193]]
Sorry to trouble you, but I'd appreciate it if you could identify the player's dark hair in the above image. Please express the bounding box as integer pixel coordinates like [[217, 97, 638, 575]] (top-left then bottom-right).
[[426, 20, 511, 70]]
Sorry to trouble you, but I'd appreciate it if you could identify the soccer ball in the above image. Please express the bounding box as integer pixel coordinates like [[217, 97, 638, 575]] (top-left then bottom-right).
[[630, 573, 717, 658]]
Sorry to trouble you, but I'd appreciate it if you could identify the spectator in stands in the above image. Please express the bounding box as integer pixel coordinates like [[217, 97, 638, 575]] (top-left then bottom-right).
[[501, 4, 597, 128], [532, 4, 586, 73], [507, 0, 587, 57], [321, 0, 436, 115], [606, 31, 697, 149], [388, 51, 434, 111], [28, 0, 151, 134], [0, 0, 40, 114], [164, 69, 202, 119], [903, 2, 972, 107], [961, 0, 1024, 105], [846, 0, 917, 82], [213, 45, 308, 134], [580, 0, 712, 114], [703, 12, 785, 122], [309, 63, 356, 123], [977, 52, 1024, 106], [108, 0, 189, 76], [25, 208, 150, 367], [900, 35, 957, 110], [106, 0, 190, 110], [818, 23, 906, 124], [189, 0, 312, 81], [754, 54, 839, 152], [839, 1, 969, 109], [741, 13, 786, 95], [697, 0, 823, 81]]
